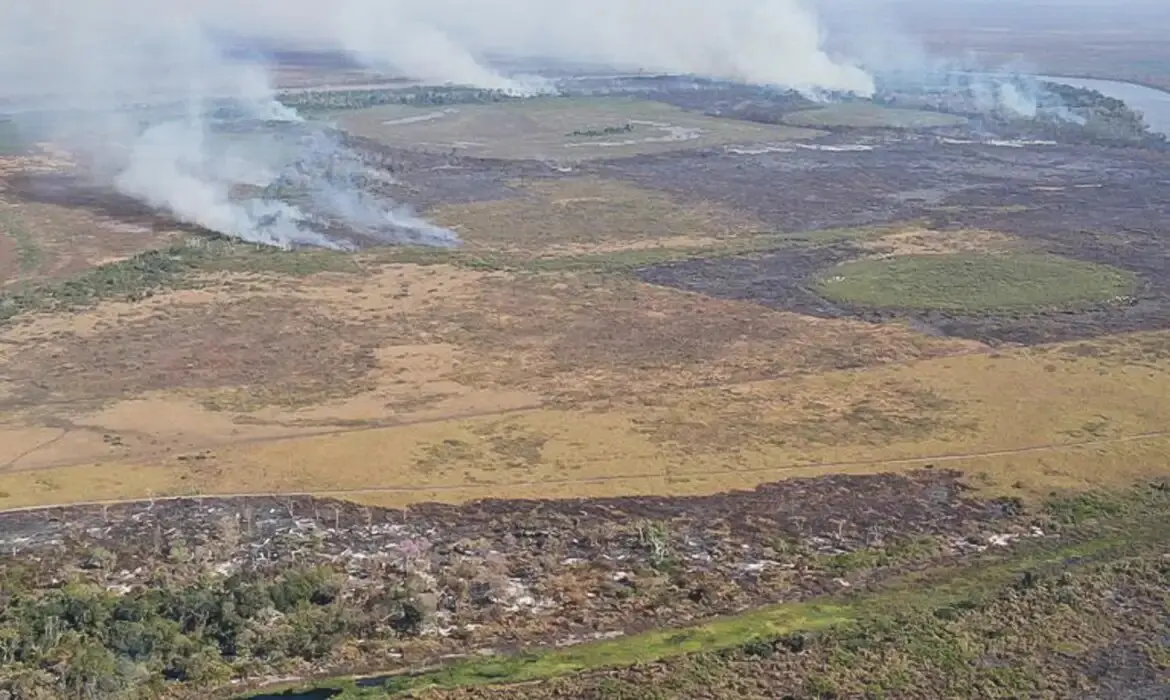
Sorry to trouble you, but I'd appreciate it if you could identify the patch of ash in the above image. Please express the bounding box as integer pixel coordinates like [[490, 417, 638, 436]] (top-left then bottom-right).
[[940, 137, 1059, 148], [381, 108, 458, 126], [792, 143, 875, 152], [724, 143, 795, 155]]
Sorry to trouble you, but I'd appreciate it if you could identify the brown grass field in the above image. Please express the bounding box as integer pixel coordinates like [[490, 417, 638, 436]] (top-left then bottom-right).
[[1, 158, 1170, 513]]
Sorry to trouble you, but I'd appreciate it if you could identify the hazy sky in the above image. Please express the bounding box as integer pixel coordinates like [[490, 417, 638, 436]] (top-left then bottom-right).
[[0, 0, 881, 99], [817, 0, 1170, 31], [5, 0, 1166, 104]]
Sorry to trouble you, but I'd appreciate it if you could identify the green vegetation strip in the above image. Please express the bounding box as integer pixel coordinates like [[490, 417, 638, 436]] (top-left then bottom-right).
[[249, 489, 1170, 698], [0, 227, 1117, 324], [815, 252, 1137, 312], [0, 238, 361, 321], [277, 86, 521, 116], [0, 226, 883, 323]]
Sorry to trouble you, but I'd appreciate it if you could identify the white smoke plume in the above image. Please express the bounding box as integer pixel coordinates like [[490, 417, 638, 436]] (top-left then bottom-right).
[[0, 0, 871, 248]]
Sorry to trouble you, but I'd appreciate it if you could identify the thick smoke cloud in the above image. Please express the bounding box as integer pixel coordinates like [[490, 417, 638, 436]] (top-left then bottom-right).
[[0, 0, 872, 248], [221, 0, 874, 95]]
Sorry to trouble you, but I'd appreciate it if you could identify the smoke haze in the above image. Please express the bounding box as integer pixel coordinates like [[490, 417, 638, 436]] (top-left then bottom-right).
[[0, 0, 881, 247]]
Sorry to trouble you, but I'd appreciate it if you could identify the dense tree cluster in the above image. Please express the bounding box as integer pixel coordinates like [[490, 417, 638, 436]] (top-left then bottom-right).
[[0, 564, 427, 699], [1034, 82, 1164, 143], [875, 78, 1163, 144]]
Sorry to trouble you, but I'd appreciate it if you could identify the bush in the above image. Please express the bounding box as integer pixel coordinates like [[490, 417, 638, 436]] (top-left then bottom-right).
[[269, 567, 340, 613]]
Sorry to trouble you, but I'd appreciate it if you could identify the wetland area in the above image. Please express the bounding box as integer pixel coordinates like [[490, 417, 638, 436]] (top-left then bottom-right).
[[0, 49, 1168, 700]]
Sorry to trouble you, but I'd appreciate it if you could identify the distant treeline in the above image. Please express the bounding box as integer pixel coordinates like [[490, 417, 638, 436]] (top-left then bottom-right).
[[967, 82, 1165, 145], [277, 86, 522, 114]]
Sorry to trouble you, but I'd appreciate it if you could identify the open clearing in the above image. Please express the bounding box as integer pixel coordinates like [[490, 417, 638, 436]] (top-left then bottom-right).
[[336, 97, 823, 161], [3, 226, 1170, 510], [782, 103, 969, 129], [4, 325, 1170, 510]]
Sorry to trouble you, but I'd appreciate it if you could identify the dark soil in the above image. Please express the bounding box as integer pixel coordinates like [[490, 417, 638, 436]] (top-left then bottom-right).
[[4, 172, 213, 238]]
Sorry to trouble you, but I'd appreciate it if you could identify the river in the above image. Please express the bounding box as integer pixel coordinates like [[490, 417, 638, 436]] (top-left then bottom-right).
[[1035, 74, 1170, 137]]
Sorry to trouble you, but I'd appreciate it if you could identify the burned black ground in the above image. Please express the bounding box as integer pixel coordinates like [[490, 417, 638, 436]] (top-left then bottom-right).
[[622, 136, 1170, 345]]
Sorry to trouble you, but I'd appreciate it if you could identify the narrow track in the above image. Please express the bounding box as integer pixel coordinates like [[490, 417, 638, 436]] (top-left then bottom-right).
[[2, 428, 1168, 515]]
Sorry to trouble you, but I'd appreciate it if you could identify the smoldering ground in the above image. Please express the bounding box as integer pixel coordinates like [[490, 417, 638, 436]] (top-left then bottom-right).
[[25, 106, 462, 251], [0, 3, 469, 250]]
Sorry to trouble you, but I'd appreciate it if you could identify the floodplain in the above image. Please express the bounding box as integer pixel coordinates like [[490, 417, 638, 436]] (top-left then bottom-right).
[[0, 70, 1168, 699]]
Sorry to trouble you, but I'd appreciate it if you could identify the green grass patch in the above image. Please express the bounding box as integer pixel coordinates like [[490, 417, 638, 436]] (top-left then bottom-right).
[[815, 252, 1138, 312], [246, 602, 853, 699], [818, 536, 945, 576], [1044, 491, 1131, 526], [521, 552, 1167, 699], [369, 246, 510, 271], [385, 602, 851, 691], [359, 227, 877, 277]]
